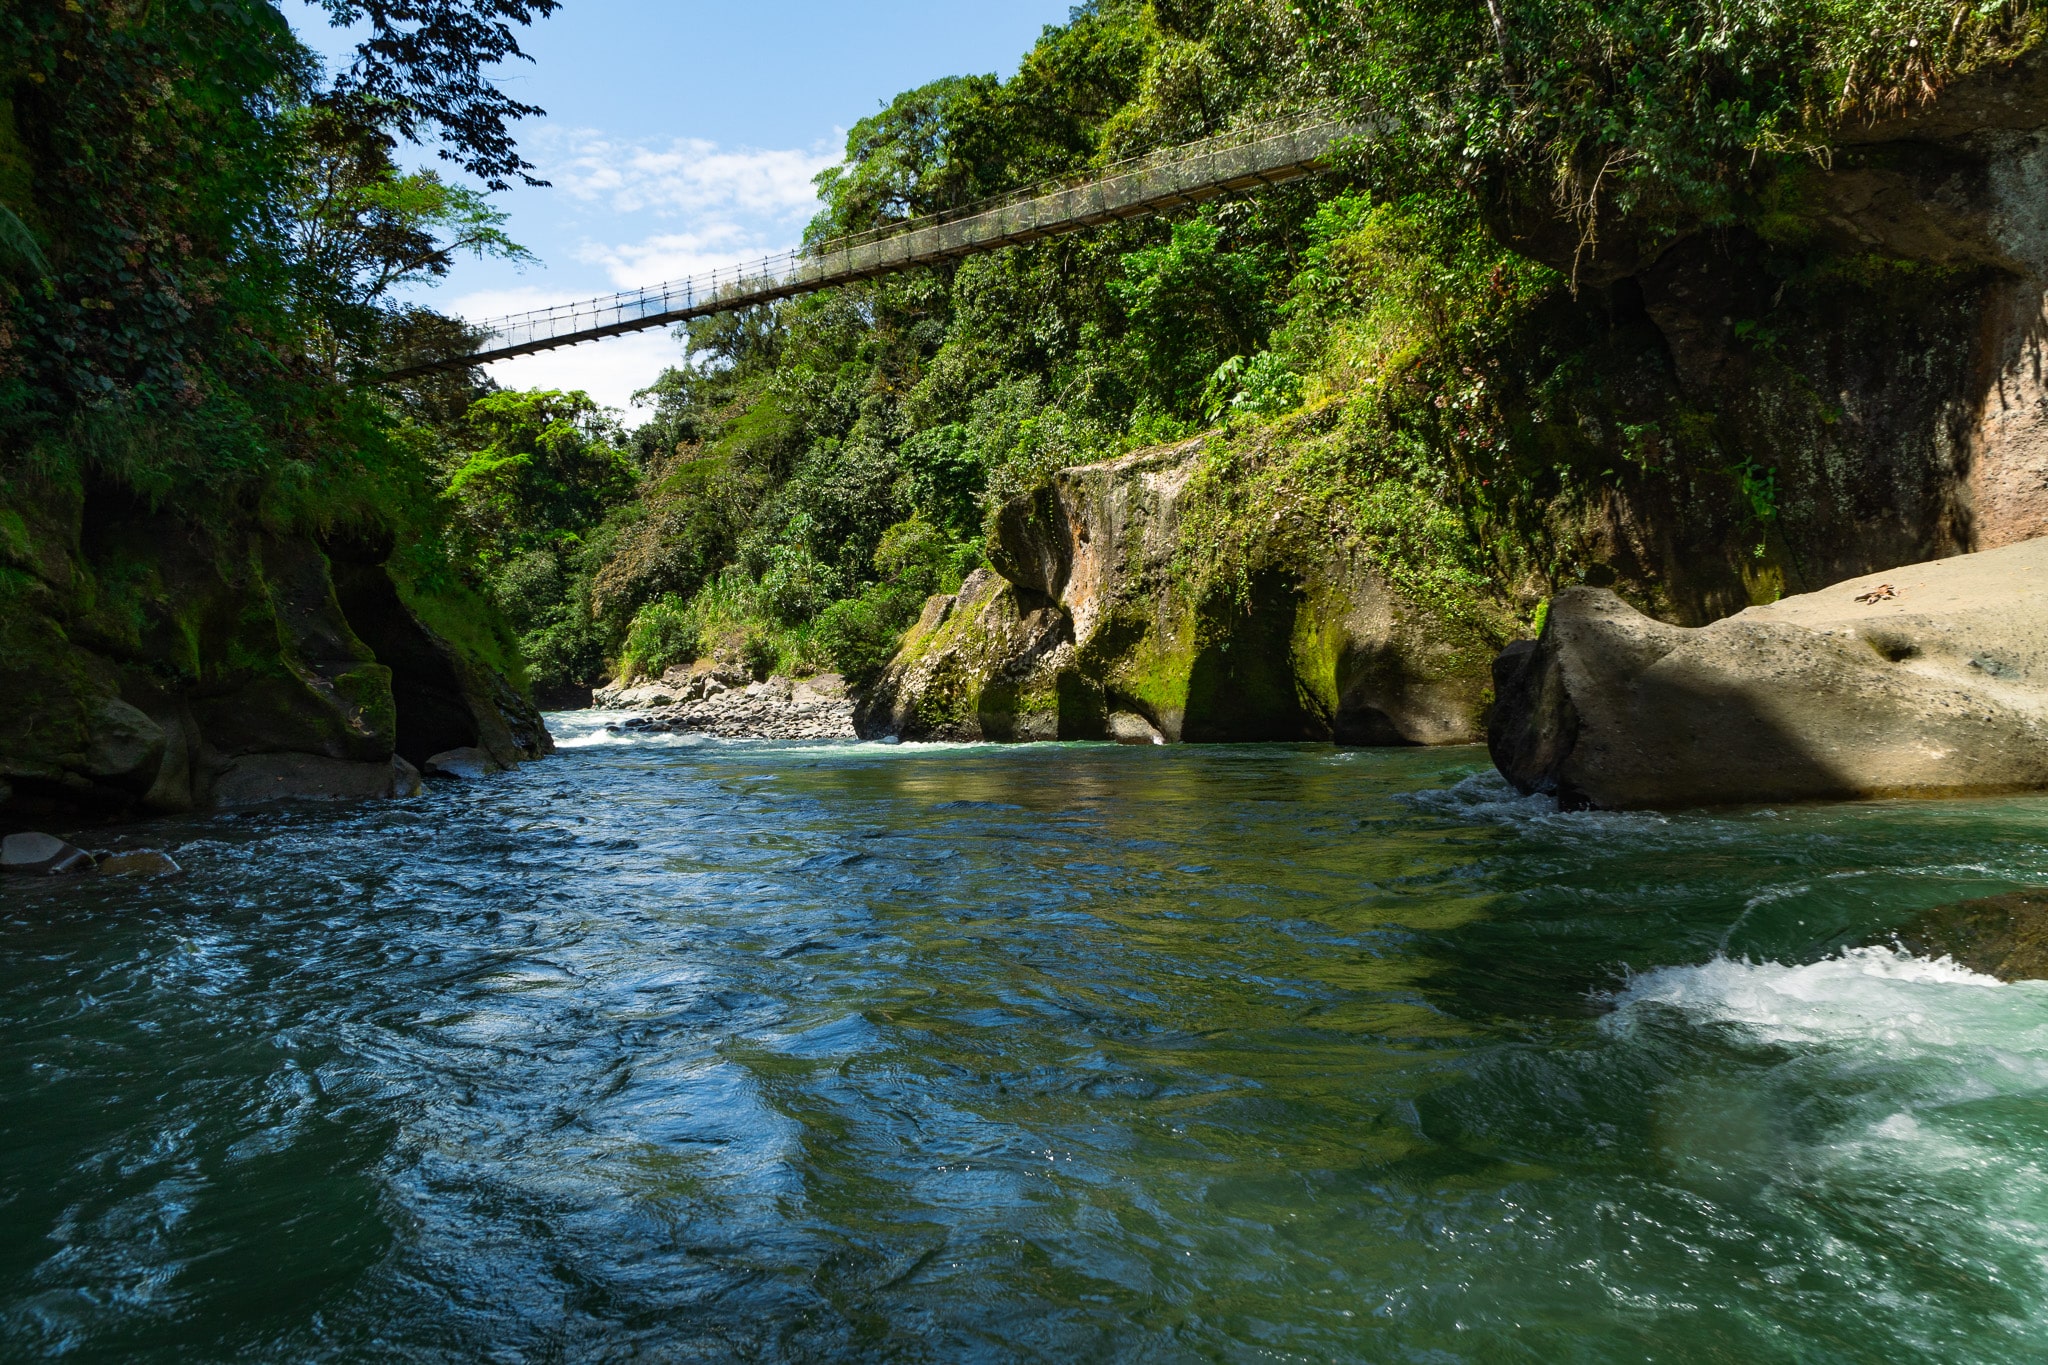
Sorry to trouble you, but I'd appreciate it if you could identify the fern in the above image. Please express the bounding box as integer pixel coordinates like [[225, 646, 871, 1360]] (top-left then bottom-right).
[[0, 203, 48, 277]]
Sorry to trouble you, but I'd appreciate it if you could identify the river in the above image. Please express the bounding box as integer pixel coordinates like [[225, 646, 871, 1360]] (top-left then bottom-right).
[[4, 715, 2048, 1360]]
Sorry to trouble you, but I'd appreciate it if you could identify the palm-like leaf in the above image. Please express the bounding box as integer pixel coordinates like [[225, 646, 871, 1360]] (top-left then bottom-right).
[[0, 204, 50, 278]]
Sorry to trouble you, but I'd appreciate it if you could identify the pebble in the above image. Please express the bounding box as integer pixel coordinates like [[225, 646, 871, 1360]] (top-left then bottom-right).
[[594, 675, 858, 741]]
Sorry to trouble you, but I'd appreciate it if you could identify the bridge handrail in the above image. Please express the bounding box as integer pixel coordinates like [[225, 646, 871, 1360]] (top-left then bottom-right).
[[462, 113, 1364, 352], [808, 112, 1356, 258]]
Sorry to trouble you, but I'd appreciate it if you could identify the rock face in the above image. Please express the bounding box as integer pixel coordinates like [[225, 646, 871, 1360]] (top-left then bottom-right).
[[1450, 42, 2048, 635], [858, 440, 1508, 743], [0, 489, 550, 823], [1491, 537, 2048, 808], [1886, 890, 2048, 982]]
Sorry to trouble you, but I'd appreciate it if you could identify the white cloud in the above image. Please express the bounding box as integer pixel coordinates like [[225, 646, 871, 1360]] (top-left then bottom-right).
[[482, 333, 682, 427], [574, 228, 768, 290], [431, 127, 845, 414], [534, 126, 838, 224], [447, 285, 589, 320], [534, 127, 839, 289]]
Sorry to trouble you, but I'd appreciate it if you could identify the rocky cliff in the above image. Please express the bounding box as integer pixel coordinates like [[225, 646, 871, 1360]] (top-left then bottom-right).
[[856, 436, 1511, 744], [1487, 43, 2048, 618], [0, 476, 550, 825], [865, 46, 2048, 747]]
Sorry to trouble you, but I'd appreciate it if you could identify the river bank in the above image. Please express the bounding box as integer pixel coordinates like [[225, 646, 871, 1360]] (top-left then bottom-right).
[[591, 670, 859, 740]]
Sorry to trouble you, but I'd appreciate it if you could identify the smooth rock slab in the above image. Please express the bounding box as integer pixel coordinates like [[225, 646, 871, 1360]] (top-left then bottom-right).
[[2, 832, 95, 875], [97, 849, 182, 878], [212, 753, 422, 805], [1491, 537, 2048, 809], [423, 747, 500, 780], [1107, 711, 1165, 745]]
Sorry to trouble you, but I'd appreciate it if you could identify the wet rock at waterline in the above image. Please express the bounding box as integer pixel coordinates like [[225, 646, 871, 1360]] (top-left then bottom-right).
[[1108, 711, 1166, 745], [211, 753, 423, 806], [96, 848, 182, 878], [1884, 890, 2048, 982], [2, 832, 95, 875], [1491, 537, 2048, 809], [424, 746, 500, 780], [592, 672, 857, 741]]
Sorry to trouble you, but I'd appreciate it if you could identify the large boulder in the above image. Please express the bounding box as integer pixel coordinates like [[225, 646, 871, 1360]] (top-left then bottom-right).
[[859, 438, 1510, 743], [1491, 537, 2048, 808], [0, 487, 549, 823], [212, 753, 423, 806], [856, 569, 1078, 742], [1, 832, 95, 875]]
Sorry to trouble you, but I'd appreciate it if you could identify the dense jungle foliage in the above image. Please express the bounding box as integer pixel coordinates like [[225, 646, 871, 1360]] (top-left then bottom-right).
[[0, 0, 553, 680], [538, 0, 2044, 692], [5, 0, 2041, 700]]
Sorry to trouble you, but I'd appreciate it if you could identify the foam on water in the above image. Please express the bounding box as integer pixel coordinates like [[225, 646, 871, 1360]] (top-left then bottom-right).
[[1599, 946, 2048, 1341], [542, 710, 695, 750], [1606, 946, 2048, 1050], [1401, 768, 1678, 838]]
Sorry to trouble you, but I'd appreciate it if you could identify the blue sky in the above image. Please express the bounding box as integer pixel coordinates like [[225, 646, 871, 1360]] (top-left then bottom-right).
[[286, 1, 1078, 416]]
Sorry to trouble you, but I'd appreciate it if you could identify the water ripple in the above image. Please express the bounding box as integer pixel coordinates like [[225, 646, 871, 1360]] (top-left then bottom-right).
[[5, 729, 2048, 1360]]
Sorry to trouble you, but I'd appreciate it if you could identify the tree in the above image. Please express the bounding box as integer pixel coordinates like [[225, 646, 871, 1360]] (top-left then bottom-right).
[[1110, 217, 1278, 416], [0, 0, 559, 422], [283, 104, 531, 375], [314, 0, 563, 190], [444, 390, 637, 565]]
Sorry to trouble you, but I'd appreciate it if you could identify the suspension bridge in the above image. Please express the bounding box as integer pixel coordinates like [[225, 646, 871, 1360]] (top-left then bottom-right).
[[389, 117, 1366, 378]]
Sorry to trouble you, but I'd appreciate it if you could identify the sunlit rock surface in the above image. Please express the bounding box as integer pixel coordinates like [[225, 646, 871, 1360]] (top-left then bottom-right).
[[1491, 536, 2048, 808]]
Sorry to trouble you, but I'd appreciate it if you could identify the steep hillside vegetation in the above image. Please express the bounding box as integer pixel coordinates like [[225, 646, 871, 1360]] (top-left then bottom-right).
[[0, 0, 558, 822], [12, 0, 2048, 811], [501, 0, 2048, 745]]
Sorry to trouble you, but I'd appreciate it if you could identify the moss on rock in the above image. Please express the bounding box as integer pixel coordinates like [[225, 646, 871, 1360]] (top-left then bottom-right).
[[858, 431, 1515, 745], [0, 476, 549, 825]]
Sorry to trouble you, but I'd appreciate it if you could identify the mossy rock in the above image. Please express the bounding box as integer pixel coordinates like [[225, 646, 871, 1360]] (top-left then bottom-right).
[[1, 479, 548, 824], [856, 570, 1081, 741], [864, 435, 1510, 745]]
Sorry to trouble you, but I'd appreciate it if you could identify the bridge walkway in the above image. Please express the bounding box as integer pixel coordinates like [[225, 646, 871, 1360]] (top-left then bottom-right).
[[391, 118, 1364, 377]]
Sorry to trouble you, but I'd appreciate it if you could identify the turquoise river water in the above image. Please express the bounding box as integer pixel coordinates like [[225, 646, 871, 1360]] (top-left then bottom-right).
[[6, 714, 2048, 1361]]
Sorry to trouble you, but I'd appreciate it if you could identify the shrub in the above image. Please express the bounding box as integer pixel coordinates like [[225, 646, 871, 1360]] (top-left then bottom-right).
[[756, 542, 844, 625], [739, 629, 779, 680], [811, 595, 904, 686], [1204, 352, 1303, 421], [621, 595, 698, 680]]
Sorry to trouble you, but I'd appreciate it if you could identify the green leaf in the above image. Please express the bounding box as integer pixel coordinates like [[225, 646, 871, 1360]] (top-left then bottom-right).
[[0, 203, 49, 278]]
